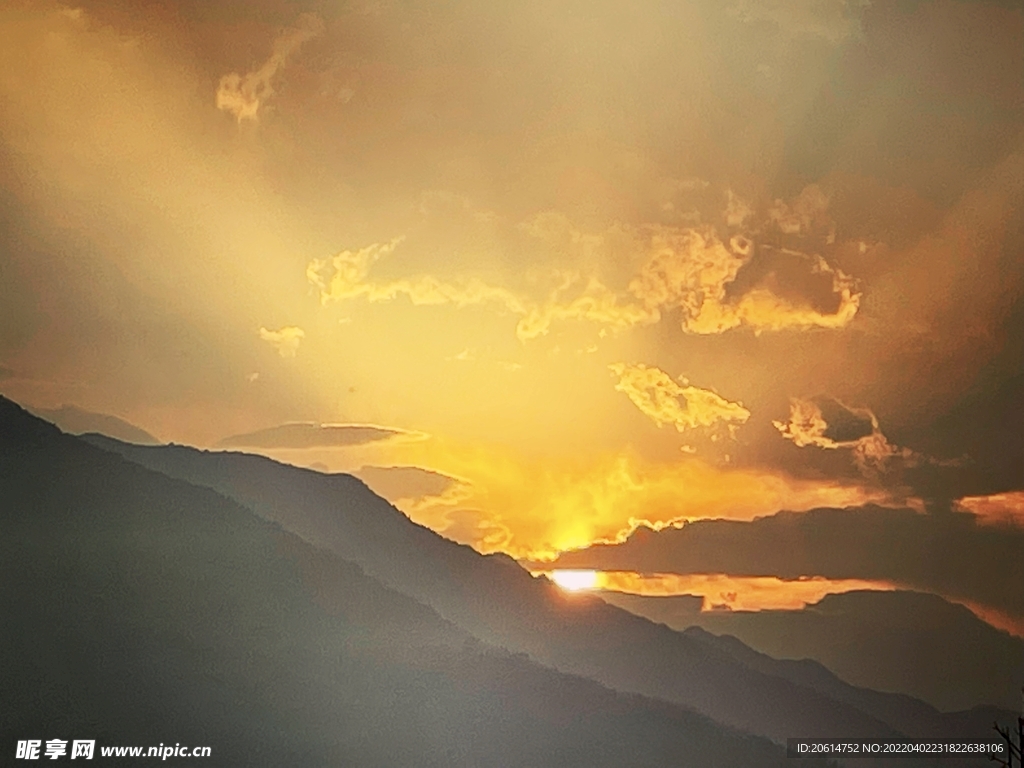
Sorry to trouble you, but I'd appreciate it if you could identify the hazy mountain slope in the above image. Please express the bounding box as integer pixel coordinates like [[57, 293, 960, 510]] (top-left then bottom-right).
[[84, 434, 951, 745], [27, 404, 160, 444], [677, 626, 1017, 741], [2, 398, 824, 768], [684, 591, 1024, 713]]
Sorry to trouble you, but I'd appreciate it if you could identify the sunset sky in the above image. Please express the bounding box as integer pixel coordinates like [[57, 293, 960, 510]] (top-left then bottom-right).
[[2, 0, 1022, 619]]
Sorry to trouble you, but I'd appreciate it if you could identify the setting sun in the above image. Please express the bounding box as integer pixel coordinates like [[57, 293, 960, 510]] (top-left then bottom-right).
[[550, 570, 599, 592]]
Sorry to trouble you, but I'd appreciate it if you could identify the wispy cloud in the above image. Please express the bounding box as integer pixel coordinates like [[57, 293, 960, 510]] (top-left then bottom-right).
[[259, 326, 305, 357], [610, 363, 750, 433], [308, 209, 860, 342], [630, 227, 860, 335], [217, 422, 418, 449], [773, 396, 956, 479], [216, 13, 324, 122], [307, 238, 528, 320]]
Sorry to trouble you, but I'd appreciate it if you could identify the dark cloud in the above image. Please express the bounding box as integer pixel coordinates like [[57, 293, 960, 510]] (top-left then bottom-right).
[[354, 465, 460, 502], [28, 404, 160, 445], [816, 397, 875, 443], [724, 246, 846, 317], [217, 422, 407, 449], [551, 505, 1024, 622]]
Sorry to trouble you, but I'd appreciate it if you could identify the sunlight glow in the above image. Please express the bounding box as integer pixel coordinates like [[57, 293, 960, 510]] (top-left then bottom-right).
[[550, 569, 598, 592]]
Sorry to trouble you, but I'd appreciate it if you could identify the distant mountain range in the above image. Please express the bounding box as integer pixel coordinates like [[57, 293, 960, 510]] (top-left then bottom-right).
[[4, 396, 1009, 766], [26, 404, 160, 444], [2, 396, 810, 767], [81, 412, 1017, 749], [599, 589, 1024, 713]]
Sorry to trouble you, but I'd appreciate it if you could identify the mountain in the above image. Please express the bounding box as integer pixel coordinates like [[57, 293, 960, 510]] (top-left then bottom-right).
[[1, 396, 823, 767], [83, 429, 1002, 751], [27, 404, 160, 444], [680, 626, 1017, 741], [663, 591, 1024, 713]]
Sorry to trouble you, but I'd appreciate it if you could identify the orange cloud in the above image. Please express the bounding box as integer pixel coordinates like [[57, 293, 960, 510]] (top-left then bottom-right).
[[957, 491, 1024, 527], [515, 275, 659, 341], [767, 184, 831, 235], [307, 238, 528, 317], [609, 363, 750, 433], [370, 436, 882, 560], [216, 13, 324, 122], [772, 396, 957, 479], [630, 228, 860, 335], [258, 325, 305, 357]]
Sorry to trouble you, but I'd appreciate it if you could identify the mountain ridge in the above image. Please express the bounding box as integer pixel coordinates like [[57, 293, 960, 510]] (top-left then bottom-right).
[[79, 424, 1005, 750], [2, 395, 826, 768]]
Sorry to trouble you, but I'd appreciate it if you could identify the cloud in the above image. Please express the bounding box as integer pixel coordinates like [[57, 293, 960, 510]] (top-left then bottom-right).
[[773, 396, 956, 480], [514, 275, 658, 341], [767, 185, 832, 236], [259, 326, 305, 357], [217, 422, 412, 449], [629, 228, 860, 335], [28, 404, 160, 445], [389, 435, 882, 560], [609, 363, 750, 433], [550, 504, 1024, 623], [307, 239, 651, 341], [308, 218, 859, 344], [354, 464, 465, 504], [307, 237, 528, 317], [957, 491, 1024, 528], [216, 13, 324, 122], [438, 508, 513, 552]]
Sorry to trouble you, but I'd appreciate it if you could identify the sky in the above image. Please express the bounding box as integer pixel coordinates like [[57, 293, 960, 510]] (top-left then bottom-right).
[[2, 0, 1023, 620]]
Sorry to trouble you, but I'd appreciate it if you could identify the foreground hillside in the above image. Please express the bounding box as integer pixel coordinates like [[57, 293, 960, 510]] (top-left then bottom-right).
[[1, 398, 820, 767]]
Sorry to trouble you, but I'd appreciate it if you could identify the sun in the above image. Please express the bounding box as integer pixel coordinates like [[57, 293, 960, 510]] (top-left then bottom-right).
[[550, 570, 599, 592]]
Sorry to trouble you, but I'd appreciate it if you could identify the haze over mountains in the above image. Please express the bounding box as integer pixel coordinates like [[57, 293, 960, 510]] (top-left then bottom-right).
[[12, 399, 1018, 763], [4, 396, 827, 767], [599, 590, 1024, 713], [6, 401, 999, 753], [25, 404, 161, 445]]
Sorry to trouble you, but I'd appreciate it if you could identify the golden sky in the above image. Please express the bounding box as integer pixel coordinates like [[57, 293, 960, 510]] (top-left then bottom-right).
[[2, 0, 1023, 572]]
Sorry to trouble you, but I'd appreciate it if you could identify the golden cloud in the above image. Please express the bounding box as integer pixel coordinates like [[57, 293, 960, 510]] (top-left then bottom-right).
[[216, 13, 324, 122], [307, 237, 528, 315], [609, 363, 750, 433], [767, 184, 831, 235], [514, 275, 659, 341], [773, 396, 937, 478], [957, 491, 1024, 528], [630, 228, 860, 335], [258, 325, 305, 357], [372, 435, 881, 560], [307, 197, 860, 343]]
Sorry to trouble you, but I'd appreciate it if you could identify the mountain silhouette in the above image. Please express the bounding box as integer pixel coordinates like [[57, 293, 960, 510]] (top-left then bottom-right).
[[28, 404, 161, 445], [82, 426, 1004, 753], [3, 396, 835, 767], [655, 590, 1023, 713]]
